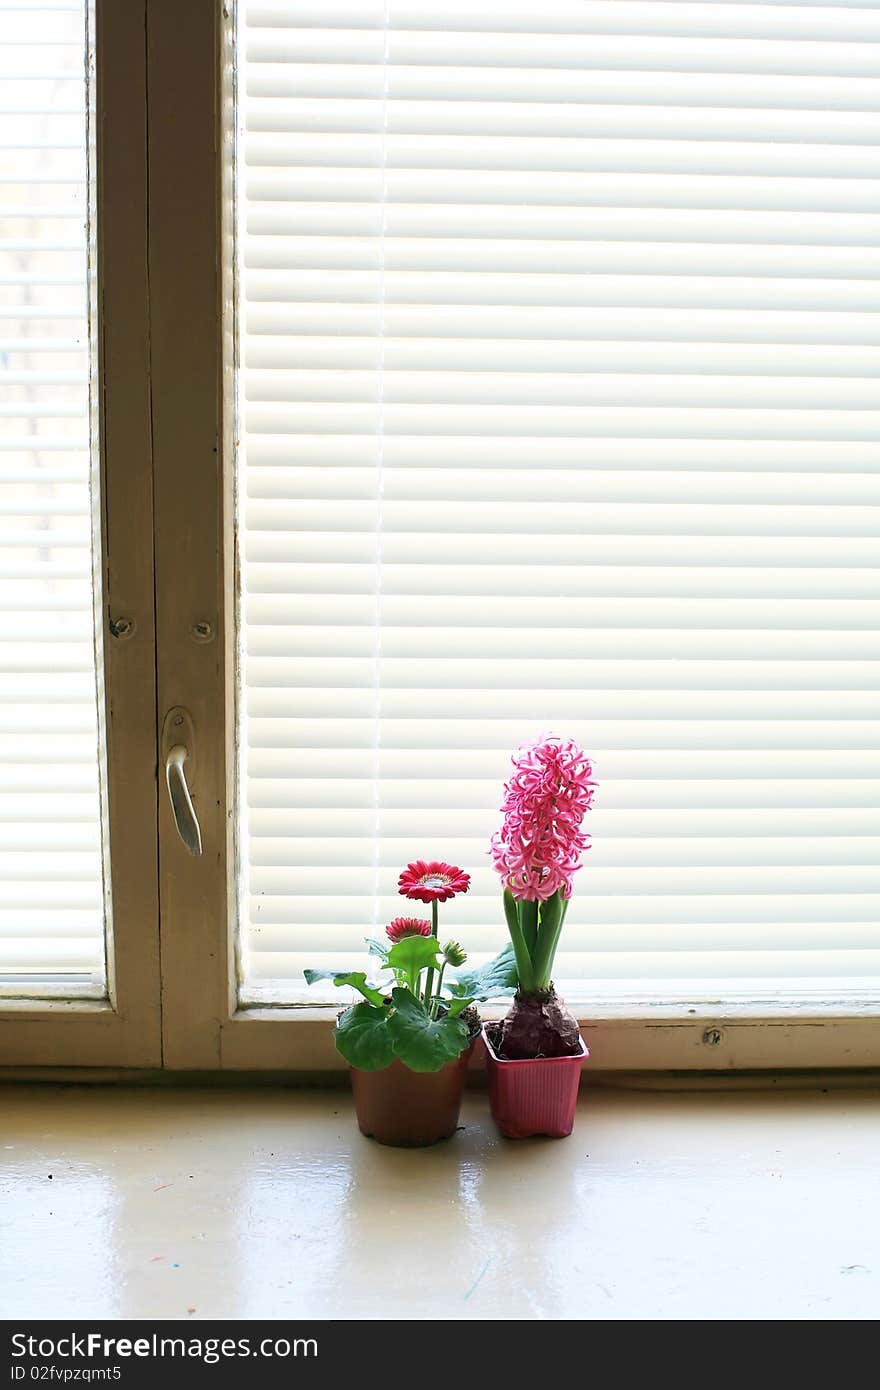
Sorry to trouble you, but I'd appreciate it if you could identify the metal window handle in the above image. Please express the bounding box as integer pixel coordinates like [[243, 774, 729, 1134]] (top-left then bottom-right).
[[162, 707, 202, 857]]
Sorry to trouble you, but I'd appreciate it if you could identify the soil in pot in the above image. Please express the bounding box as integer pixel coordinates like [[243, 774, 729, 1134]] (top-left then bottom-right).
[[351, 1025, 478, 1148]]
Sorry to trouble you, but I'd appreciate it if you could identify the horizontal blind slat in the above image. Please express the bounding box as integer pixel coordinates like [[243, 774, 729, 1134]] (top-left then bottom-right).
[[246, 65, 880, 111], [245, 133, 880, 179], [245, 3, 880, 42]]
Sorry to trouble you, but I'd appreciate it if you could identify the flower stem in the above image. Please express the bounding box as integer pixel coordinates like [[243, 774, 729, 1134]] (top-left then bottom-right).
[[432, 962, 446, 1019], [423, 900, 440, 1005]]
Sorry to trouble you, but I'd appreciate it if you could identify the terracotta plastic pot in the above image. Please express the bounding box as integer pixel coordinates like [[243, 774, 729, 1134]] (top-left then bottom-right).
[[482, 1024, 588, 1139], [350, 1042, 475, 1147]]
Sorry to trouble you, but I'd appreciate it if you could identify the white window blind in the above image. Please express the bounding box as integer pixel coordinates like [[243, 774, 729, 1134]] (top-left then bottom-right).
[[237, 0, 880, 1004], [0, 2, 105, 994]]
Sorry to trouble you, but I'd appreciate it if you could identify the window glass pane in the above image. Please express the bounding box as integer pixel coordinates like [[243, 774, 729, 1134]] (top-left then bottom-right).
[[235, 0, 880, 1004], [0, 2, 106, 995]]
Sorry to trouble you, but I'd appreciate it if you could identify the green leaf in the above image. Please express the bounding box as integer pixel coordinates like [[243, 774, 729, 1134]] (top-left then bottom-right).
[[448, 942, 519, 1001], [531, 890, 566, 992], [303, 968, 386, 1008], [387, 988, 469, 1073], [365, 936, 390, 963], [386, 934, 442, 989], [386, 934, 442, 973], [333, 1002, 395, 1071], [503, 887, 536, 992], [445, 995, 475, 1019], [518, 897, 539, 957]]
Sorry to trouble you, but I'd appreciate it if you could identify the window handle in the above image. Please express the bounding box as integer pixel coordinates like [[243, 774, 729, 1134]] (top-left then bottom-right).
[[161, 707, 202, 857]]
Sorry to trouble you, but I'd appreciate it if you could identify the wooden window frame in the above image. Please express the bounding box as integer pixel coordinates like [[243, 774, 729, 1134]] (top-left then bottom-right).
[[150, 1, 879, 1075], [5, 1, 878, 1074]]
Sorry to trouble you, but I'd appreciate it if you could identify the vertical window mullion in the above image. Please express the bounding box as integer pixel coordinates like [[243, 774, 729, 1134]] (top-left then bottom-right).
[[146, 0, 234, 1069], [95, 0, 161, 1063]]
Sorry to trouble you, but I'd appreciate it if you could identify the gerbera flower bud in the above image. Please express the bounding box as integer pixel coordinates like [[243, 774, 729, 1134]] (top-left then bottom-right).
[[398, 860, 471, 904], [385, 916, 432, 944], [442, 940, 467, 967]]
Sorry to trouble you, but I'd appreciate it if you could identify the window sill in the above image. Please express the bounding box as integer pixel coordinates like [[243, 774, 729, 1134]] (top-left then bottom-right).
[[220, 999, 880, 1072], [4, 1082, 880, 1319]]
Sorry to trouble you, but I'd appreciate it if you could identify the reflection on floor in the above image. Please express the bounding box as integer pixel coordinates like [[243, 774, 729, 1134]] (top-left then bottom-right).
[[2, 1083, 879, 1319]]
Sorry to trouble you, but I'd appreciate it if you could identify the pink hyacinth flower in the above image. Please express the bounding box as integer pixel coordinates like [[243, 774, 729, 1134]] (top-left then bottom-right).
[[491, 735, 595, 902]]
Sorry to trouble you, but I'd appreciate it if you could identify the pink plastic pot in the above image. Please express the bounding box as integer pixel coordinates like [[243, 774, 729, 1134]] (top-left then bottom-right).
[[482, 1024, 588, 1139]]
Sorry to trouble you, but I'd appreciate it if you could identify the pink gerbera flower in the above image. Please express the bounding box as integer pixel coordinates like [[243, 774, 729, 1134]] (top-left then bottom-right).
[[398, 860, 471, 904], [491, 735, 595, 902], [386, 916, 432, 944]]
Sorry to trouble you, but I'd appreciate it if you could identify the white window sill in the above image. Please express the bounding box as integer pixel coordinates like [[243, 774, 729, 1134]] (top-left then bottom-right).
[[3, 1082, 879, 1320]]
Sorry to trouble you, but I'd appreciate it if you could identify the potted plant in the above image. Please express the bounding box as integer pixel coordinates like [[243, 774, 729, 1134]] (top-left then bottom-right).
[[305, 860, 516, 1147], [483, 736, 596, 1138]]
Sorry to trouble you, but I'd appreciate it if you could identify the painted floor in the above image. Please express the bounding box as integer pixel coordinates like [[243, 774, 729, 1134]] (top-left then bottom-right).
[[1, 1083, 879, 1320]]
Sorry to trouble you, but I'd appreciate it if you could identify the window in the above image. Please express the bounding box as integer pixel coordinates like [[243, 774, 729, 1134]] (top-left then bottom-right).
[[234, 0, 880, 1022], [3, 0, 878, 1073], [0, 1, 159, 1067], [0, 1, 105, 993]]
